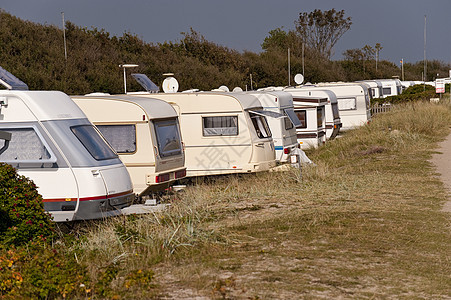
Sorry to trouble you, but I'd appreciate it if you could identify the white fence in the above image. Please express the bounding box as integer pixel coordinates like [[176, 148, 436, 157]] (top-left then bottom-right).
[[371, 103, 392, 115]]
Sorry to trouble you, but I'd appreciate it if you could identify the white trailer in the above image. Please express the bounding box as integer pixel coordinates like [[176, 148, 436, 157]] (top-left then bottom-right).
[[377, 79, 403, 98], [246, 90, 301, 162], [0, 68, 134, 222], [134, 92, 276, 177], [357, 80, 383, 98], [72, 94, 187, 198], [310, 82, 371, 131], [283, 87, 342, 140]]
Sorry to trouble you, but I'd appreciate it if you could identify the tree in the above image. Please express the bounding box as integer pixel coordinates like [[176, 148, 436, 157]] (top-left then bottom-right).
[[295, 9, 352, 59], [261, 27, 288, 51], [343, 45, 375, 75], [343, 48, 363, 61]]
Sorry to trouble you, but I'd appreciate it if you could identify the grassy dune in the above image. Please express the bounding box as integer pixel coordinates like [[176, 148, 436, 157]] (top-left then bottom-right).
[[66, 101, 451, 299]]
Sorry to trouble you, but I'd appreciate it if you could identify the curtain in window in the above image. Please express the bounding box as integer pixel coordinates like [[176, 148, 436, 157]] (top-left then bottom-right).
[[97, 125, 136, 153], [203, 116, 238, 136], [0, 128, 50, 161]]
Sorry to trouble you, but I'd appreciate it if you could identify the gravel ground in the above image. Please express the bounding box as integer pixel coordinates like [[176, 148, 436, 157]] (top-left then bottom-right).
[[431, 134, 451, 212]]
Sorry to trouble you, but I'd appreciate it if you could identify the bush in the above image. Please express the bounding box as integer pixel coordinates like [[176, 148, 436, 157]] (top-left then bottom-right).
[[0, 163, 54, 246], [0, 238, 91, 298], [372, 84, 436, 105]]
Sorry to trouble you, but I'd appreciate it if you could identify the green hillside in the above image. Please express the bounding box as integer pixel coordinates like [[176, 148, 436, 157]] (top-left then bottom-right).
[[0, 10, 449, 94]]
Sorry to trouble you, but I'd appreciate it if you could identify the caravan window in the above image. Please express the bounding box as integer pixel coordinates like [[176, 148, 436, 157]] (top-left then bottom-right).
[[0, 127, 52, 162], [284, 108, 302, 128], [71, 125, 118, 161], [202, 116, 238, 136], [249, 112, 272, 138], [284, 113, 293, 130], [337, 98, 356, 110], [317, 107, 325, 128], [383, 87, 391, 95], [154, 119, 182, 158], [294, 110, 307, 129], [331, 103, 340, 119], [96, 124, 136, 154]]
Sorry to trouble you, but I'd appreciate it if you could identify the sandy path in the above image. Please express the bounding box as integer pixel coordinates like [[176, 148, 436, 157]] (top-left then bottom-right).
[[431, 134, 451, 212]]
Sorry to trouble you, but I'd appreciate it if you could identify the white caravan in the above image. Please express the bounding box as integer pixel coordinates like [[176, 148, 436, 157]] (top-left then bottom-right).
[[72, 94, 186, 198], [246, 90, 301, 162], [377, 79, 403, 98], [291, 96, 327, 149], [0, 69, 134, 222], [310, 82, 371, 131], [134, 92, 276, 177], [358, 80, 383, 99], [283, 87, 342, 140]]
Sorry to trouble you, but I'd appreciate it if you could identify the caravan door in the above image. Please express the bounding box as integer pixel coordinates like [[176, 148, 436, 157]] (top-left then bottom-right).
[[248, 111, 275, 168]]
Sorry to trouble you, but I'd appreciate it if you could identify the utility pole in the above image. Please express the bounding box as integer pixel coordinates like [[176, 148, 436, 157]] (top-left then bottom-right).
[[302, 43, 305, 76], [61, 12, 67, 61], [424, 15, 427, 90], [288, 48, 291, 86]]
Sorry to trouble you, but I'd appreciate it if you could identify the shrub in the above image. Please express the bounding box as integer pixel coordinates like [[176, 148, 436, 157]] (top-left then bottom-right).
[[0, 163, 54, 246], [372, 84, 436, 105], [0, 238, 91, 298]]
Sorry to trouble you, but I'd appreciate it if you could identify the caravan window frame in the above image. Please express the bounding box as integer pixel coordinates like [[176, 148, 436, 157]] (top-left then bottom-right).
[[154, 118, 183, 158], [284, 114, 294, 130], [337, 97, 357, 111], [317, 107, 325, 128], [382, 87, 392, 95], [96, 124, 137, 154], [249, 112, 272, 139], [0, 124, 57, 164], [294, 110, 307, 129], [284, 108, 302, 129], [202, 115, 239, 137], [71, 124, 118, 161]]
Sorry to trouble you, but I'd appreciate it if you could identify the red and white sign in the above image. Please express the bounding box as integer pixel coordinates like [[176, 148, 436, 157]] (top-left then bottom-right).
[[436, 79, 445, 94]]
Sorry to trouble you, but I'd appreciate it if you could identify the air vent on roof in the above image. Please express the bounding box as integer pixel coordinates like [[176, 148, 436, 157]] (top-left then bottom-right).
[[0, 66, 29, 90]]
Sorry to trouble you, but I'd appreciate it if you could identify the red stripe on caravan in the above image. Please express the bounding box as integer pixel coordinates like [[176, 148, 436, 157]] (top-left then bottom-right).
[[42, 190, 133, 203], [107, 190, 134, 199]]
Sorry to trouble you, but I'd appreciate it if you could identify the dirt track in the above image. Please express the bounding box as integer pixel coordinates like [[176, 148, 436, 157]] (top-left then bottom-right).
[[431, 134, 451, 212]]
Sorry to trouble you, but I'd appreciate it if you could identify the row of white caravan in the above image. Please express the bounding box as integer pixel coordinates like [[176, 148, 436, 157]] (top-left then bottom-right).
[[259, 80, 373, 147], [0, 69, 311, 222], [0, 67, 401, 222]]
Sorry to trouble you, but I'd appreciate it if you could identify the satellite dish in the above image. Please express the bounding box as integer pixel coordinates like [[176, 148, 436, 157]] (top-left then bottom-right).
[[218, 85, 229, 92], [294, 74, 304, 85], [162, 77, 179, 93], [232, 87, 243, 92]]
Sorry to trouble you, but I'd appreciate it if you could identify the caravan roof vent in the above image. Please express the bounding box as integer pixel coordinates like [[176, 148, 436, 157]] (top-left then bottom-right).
[[131, 73, 159, 93], [0, 66, 29, 90]]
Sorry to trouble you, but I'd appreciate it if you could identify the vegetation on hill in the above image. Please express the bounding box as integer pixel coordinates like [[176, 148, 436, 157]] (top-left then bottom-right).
[[1, 10, 450, 95]]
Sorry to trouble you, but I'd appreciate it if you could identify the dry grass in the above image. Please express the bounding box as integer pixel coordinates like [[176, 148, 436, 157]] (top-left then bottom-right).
[[69, 101, 451, 299]]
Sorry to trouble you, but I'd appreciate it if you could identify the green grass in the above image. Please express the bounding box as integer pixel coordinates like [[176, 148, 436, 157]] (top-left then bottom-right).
[[65, 101, 451, 299]]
